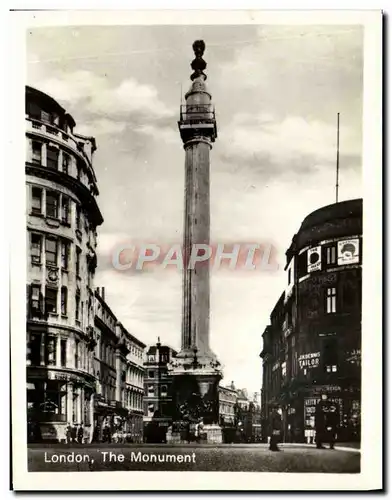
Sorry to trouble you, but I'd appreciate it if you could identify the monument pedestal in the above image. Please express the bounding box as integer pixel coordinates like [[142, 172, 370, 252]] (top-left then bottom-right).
[[167, 355, 223, 444]]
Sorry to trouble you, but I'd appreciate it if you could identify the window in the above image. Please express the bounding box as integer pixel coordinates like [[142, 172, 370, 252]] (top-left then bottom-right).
[[31, 233, 42, 264], [322, 336, 338, 373], [61, 286, 67, 315], [41, 110, 52, 123], [27, 333, 41, 366], [76, 205, 81, 230], [45, 238, 57, 267], [148, 354, 155, 362], [77, 162, 82, 181], [47, 145, 59, 169], [75, 339, 80, 368], [31, 187, 42, 215], [75, 292, 80, 322], [76, 247, 81, 277], [62, 153, 70, 174], [148, 404, 155, 417], [148, 385, 154, 396], [325, 244, 337, 266], [45, 287, 57, 314], [60, 339, 67, 367], [148, 370, 154, 379], [61, 241, 69, 270], [46, 191, 59, 218], [45, 335, 56, 366], [61, 197, 70, 224], [30, 284, 41, 313], [27, 101, 41, 120], [43, 381, 67, 416], [326, 287, 337, 314], [32, 141, 42, 164], [161, 385, 167, 396]]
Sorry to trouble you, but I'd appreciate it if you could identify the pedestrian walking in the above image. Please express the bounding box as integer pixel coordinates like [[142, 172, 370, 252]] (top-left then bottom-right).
[[325, 404, 339, 449], [77, 423, 84, 444], [269, 407, 282, 451], [315, 393, 339, 449], [315, 394, 327, 449], [71, 423, 77, 444], [65, 422, 73, 444], [103, 423, 111, 443]]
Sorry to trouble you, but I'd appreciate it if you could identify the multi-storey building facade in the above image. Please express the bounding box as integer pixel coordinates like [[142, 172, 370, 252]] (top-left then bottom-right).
[[93, 288, 145, 443], [143, 342, 177, 442], [218, 384, 237, 426], [26, 86, 146, 443], [26, 86, 103, 442], [261, 199, 362, 443]]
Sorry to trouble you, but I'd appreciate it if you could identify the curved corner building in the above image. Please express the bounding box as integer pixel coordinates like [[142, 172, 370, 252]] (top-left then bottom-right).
[[261, 199, 362, 443], [25, 86, 103, 441]]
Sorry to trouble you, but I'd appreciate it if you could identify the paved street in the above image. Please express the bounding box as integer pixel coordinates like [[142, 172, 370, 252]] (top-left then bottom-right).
[[28, 443, 360, 473]]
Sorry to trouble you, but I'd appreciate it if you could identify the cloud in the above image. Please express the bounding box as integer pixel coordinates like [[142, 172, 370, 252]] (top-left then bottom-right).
[[77, 118, 127, 136], [135, 124, 178, 144], [217, 112, 361, 178], [30, 69, 174, 122]]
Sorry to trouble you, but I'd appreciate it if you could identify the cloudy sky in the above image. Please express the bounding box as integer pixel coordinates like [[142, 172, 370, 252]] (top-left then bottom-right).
[[27, 24, 363, 395]]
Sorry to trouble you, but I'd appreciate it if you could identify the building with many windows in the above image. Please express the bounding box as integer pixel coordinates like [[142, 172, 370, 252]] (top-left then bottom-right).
[[218, 383, 237, 427], [93, 288, 145, 443], [260, 199, 362, 443], [26, 86, 103, 442], [26, 86, 146, 443], [143, 341, 178, 442]]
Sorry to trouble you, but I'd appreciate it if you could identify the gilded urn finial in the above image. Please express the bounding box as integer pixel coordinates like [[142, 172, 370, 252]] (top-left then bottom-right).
[[191, 40, 207, 81]]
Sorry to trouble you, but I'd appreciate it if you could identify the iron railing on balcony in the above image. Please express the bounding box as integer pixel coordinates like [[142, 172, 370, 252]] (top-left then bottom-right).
[[180, 104, 215, 122]]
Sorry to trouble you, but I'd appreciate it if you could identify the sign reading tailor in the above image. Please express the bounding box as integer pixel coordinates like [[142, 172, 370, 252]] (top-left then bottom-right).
[[298, 352, 320, 369], [337, 238, 360, 265], [307, 246, 322, 273]]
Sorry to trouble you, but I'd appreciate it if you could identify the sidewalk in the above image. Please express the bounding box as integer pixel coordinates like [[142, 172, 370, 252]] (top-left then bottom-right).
[[281, 442, 360, 453]]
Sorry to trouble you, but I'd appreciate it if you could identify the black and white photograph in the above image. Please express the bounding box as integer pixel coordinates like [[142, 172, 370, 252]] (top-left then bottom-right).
[[9, 8, 382, 491]]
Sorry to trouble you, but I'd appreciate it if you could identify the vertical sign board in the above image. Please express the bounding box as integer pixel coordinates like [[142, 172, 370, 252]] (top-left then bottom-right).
[[307, 246, 322, 273]]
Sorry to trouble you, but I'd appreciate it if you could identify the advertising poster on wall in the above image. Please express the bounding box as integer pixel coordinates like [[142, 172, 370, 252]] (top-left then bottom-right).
[[338, 238, 360, 265], [307, 246, 322, 273]]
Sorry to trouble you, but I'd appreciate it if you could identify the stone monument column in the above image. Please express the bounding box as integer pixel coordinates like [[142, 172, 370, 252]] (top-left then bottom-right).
[[168, 41, 222, 444]]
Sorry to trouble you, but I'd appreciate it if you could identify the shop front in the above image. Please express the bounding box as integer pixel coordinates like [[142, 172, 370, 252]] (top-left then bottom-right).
[[282, 384, 361, 443], [27, 367, 96, 443]]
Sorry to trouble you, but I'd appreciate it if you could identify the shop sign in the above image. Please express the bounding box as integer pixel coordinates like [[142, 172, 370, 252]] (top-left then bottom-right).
[[298, 352, 320, 369], [346, 349, 361, 365], [47, 371, 83, 384], [314, 385, 341, 394]]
